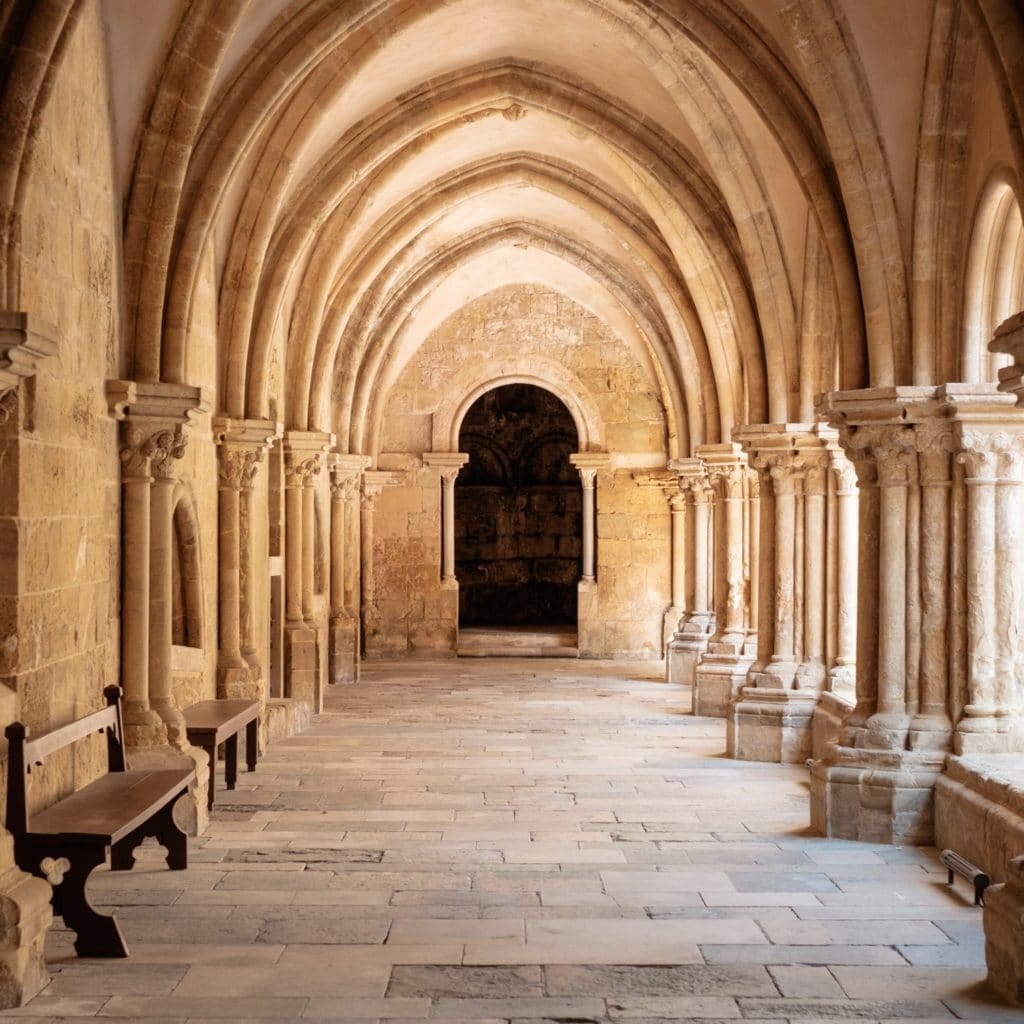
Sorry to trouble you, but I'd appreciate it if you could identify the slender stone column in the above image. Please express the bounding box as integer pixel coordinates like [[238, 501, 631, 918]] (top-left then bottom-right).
[[149, 448, 186, 745], [360, 475, 386, 652], [731, 426, 838, 762], [329, 454, 370, 683], [213, 419, 280, 700], [828, 447, 859, 694], [693, 444, 755, 718], [569, 453, 611, 658], [423, 453, 470, 583], [666, 459, 715, 686], [106, 379, 211, 833], [116, 426, 165, 743], [910, 426, 954, 749], [282, 431, 333, 710], [301, 463, 317, 625], [107, 381, 208, 747]]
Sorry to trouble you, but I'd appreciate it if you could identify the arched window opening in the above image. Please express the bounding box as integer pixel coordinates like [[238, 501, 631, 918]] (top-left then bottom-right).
[[963, 177, 1024, 382], [455, 384, 580, 627]]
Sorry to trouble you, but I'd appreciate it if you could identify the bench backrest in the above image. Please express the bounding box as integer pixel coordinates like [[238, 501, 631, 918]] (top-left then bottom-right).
[[5, 685, 127, 836]]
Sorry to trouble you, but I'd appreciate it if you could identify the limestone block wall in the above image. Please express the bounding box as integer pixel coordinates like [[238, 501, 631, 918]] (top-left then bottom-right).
[[376, 285, 670, 658], [583, 471, 670, 659], [2, 3, 124, 802]]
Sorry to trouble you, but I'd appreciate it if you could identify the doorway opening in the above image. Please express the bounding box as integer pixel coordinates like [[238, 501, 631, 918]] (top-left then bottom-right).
[[455, 383, 580, 656]]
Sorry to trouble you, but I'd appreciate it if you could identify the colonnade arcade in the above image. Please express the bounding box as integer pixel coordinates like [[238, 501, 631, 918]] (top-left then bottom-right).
[[3, 0, 1024, 1009]]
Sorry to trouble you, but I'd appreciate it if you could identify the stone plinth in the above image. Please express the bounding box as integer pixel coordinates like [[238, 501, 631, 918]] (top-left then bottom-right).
[[985, 853, 1024, 1006], [284, 624, 319, 710], [329, 615, 360, 683], [810, 748, 946, 845], [728, 687, 818, 762], [693, 650, 753, 718], [811, 691, 855, 761]]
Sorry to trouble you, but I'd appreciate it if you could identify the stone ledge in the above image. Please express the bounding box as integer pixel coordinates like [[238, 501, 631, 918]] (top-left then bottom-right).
[[936, 754, 1024, 882]]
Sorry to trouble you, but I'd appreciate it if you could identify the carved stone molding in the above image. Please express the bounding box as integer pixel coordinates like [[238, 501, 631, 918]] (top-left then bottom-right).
[[0, 312, 58, 420]]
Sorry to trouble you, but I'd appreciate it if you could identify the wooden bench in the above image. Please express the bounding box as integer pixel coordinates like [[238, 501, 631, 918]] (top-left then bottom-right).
[[4, 685, 194, 958], [182, 699, 259, 809]]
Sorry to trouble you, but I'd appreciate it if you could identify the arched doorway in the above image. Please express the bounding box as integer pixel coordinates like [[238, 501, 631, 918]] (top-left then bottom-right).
[[455, 384, 581, 653]]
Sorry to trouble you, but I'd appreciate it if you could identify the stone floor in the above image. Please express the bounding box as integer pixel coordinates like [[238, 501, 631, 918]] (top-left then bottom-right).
[[7, 659, 1024, 1024]]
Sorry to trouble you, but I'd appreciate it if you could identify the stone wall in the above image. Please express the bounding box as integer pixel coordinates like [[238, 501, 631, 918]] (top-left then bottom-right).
[[2, 3, 124, 802], [376, 284, 670, 658]]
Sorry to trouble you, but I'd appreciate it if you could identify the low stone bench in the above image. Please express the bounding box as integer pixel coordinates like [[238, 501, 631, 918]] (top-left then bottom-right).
[[4, 686, 194, 957], [182, 699, 259, 809]]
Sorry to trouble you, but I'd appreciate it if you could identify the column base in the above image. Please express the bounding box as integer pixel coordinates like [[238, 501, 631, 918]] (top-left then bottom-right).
[[217, 662, 261, 702], [985, 854, 1024, 1006], [666, 636, 710, 686], [693, 653, 754, 718], [576, 579, 600, 657], [662, 607, 684, 656], [284, 623, 319, 711], [266, 697, 313, 745], [811, 690, 854, 761], [809, 747, 946, 845], [0, 833, 52, 1008], [954, 715, 1024, 755], [329, 616, 360, 684], [127, 743, 210, 837], [727, 687, 818, 762]]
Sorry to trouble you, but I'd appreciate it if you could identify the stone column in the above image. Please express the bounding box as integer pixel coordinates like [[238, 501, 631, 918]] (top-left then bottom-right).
[[282, 430, 332, 711], [569, 453, 611, 656], [329, 454, 369, 684], [827, 446, 859, 695], [665, 489, 688, 651], [213, 419, 280, 701], [149, 442, 187, 745], [730, 426, 837, 762], [693, 444, 755, 717], [811, 385, 1024, 845], [666, 458, 716, 685], [360, 473, 389, 653], [106, 379, 211, 833], [422, 453, 469, 652]]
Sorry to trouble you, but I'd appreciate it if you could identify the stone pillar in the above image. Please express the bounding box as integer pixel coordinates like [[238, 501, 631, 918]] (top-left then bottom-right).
[[569, 453, 611, 657], [106, 380, 211, 833], [811, 385, 1024, 845], [666, 458, 716, 686], [423, 454, 469, 652], [665, 488, 688, 652], [149, 446, 186, 744], [329, 454, 369, 684], [730, 426, 837, 762], [360, 472, 388, 653], [282, 431, 332, 711], [213, 419, 280, 701], [812, 441, 859, 757], [693, 444, 756, 717]]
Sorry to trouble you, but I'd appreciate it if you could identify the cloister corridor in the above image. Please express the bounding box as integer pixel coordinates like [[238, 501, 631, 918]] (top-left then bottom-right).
[[10, 659, 1020, 1024]]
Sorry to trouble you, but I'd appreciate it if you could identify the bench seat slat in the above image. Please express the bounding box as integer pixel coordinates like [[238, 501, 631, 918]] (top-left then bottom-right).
[[27, 769, 195, 845]]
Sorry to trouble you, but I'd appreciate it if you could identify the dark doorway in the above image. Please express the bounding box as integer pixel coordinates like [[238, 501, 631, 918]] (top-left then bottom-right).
[[455, 384, 581, 628]]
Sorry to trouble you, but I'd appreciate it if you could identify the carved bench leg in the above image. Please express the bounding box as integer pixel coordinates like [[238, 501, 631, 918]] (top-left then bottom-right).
[[110, 792, 189, 872], [20, 842, 128, 958]]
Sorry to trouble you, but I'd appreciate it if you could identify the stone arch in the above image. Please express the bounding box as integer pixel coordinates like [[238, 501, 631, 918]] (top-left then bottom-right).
[[962, 168, 1024, 382], [171, 485, 204, 650], [431, 356, 607, 456]]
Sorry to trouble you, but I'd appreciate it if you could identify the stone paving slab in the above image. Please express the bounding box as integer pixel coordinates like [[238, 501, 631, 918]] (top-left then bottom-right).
[[9, 659, 1020, 1024]]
